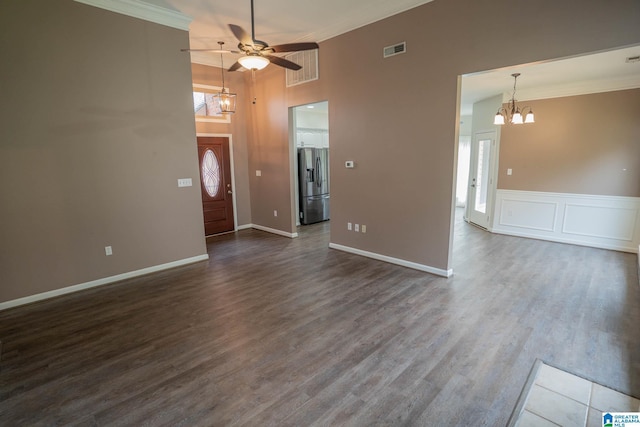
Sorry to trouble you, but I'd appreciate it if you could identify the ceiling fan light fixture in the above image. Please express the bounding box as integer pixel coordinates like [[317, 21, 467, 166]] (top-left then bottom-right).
[[238, 55, 270, 70]]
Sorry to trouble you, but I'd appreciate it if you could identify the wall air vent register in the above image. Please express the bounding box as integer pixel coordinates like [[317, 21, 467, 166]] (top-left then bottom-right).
[[286, 49, 319, 87], [384, 42, 406, 58]]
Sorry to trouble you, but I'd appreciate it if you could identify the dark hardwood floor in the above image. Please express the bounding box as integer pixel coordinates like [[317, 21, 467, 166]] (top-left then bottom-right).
[[1, 211, 639, 426]]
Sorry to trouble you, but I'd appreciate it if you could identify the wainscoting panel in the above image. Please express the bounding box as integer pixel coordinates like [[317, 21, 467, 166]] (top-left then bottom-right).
[[499, 199, 558, 232], [492, 190, 640, 253], [562, 204, 637, 241]]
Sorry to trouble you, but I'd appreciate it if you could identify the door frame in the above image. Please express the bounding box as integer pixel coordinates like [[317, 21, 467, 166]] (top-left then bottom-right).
[[288, 101, 330, 229], [196, 133, 238, 232], [466, 129, 500, 230], [289, 107, 301, 227]]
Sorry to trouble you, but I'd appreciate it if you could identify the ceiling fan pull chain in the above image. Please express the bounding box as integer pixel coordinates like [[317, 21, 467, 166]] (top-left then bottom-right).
[[252, 69, 257, 104]]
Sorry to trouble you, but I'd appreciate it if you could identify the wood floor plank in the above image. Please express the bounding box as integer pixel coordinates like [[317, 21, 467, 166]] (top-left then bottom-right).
[[1, 211, 639, 425]]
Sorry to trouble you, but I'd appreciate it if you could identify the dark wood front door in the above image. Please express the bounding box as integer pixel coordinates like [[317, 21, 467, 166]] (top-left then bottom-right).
[[197, 136, 234, 236]]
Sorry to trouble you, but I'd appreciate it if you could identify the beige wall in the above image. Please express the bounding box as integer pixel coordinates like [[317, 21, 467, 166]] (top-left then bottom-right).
[[2, 0, 640, 304], [0, 0, 206, 303], [245, 65, 329, 233], [498, 89, 640, 197], [191, 64, 252, 226], [250, 0, 640, 271]]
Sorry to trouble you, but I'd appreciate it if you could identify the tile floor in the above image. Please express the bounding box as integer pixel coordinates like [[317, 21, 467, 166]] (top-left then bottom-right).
[[511, 361, 640, 427]]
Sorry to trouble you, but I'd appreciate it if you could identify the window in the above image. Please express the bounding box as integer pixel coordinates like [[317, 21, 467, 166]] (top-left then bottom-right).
[[193, 84, 230, 123]]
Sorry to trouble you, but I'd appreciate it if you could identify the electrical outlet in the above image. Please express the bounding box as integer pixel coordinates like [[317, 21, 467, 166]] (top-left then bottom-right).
[[274, 210, 278, 217], [362, 225, 367, 233], [348, 222, 352, 231], [105, 246, 113, 256], [354, 224, 360, 232]]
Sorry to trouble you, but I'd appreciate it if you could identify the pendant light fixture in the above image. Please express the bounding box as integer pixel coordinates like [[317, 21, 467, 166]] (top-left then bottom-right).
[[494, 73, 535, 125], [212, 42, 237, 114]]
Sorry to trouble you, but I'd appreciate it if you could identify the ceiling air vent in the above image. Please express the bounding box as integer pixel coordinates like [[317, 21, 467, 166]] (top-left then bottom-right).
[[286, 49, 319, 87], [625, 55, 640, 63], [383, 42, 406, 58]]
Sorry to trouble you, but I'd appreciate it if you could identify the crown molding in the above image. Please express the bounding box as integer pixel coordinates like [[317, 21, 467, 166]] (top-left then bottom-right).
[[74, 0, 192, 31]]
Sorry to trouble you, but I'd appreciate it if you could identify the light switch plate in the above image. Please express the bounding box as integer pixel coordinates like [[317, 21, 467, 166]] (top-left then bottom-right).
[[256, 170, 262, 176], [178, 178, 193, 187], [345, 161, 354, 168]]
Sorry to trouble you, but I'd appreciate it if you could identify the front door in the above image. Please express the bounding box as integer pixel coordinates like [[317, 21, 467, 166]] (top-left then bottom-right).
[[197, 136, 234, 235], [467, 131, 495, 229]]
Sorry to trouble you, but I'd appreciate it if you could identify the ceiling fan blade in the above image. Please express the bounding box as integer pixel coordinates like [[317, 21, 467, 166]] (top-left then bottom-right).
[[181, 48, 241, 53], [269, 42, 319, 53], [264, 55, 302, 71], [228, 61, 244, 72], [229, 24, 253, 47]]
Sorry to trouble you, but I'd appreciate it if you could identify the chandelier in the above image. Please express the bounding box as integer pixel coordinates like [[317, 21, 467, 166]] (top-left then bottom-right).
[[494, 73, 534, 125], [212, 42, 237, 114]]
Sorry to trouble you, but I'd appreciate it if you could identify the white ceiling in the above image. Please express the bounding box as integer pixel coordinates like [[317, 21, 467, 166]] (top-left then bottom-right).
[[144, 0, 640, 114], [144, 0, 435, 66]]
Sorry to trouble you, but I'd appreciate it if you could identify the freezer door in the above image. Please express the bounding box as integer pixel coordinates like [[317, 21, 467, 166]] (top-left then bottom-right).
[[300, 194, 330, 224], [298, 148, 315, 198]]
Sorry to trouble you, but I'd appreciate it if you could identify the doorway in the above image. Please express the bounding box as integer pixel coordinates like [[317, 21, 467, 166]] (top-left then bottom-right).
[[467, 131, 496, 229], [290, 101, 330, 227], [197, 136, 235, 235]]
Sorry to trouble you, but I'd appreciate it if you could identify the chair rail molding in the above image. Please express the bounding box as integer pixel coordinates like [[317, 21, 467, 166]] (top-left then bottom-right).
[[492, 189, 640, 253], [74, 0, 192, 30]]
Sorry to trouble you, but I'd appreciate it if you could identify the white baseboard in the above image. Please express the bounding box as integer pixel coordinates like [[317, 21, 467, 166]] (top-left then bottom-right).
[[0, 254, 209, 311], [329, 243, 453, 277], [492, 190, 640, 253], [236, 224, 253, 231], [251, 224, 299, 239]]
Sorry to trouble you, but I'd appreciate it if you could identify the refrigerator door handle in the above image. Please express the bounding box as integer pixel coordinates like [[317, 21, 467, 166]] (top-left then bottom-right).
[[316, 157, 322, 187]]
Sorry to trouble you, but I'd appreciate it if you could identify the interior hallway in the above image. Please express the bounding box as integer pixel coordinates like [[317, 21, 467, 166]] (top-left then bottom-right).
[[0, 210, 638, 425]]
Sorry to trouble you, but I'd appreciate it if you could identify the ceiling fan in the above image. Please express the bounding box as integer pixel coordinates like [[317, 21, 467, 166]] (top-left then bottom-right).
[[183, 0, 319, 72]]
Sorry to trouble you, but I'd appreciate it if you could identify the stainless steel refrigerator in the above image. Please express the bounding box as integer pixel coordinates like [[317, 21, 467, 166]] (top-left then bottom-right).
[[298, 147, 330, 224]]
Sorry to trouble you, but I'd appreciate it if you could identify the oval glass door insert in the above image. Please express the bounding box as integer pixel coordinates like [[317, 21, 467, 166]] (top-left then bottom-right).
[[201, 149, 221, 197]]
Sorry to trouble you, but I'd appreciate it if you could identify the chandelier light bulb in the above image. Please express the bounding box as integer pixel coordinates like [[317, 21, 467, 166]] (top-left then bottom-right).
[[512, 111, 523, 124], [525, 111, 535, 123]]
